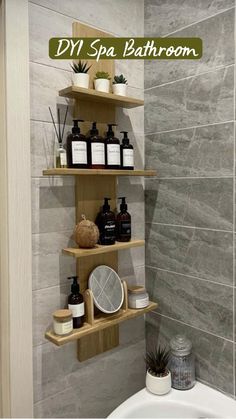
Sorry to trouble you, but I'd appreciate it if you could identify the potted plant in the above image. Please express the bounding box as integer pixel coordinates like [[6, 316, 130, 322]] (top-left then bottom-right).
[[94, 71, 111, 93], [112, 74, 128, 96], [145, 346, 171, 395], [71, 61, 91, 88]]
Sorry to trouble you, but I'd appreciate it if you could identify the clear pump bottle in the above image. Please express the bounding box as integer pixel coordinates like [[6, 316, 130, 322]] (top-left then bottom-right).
[[169, 335, 195, 390]]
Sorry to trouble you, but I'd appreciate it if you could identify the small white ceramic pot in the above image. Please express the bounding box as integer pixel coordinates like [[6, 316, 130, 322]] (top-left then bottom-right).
[[112, 83, 127, 96], [94, 78, 110, 93], [72, 73, 89, 88], [146, 369, 171, 395]]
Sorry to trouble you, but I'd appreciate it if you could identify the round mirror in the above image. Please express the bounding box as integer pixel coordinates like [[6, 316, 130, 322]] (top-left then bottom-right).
[[88, 265, 124, 314]]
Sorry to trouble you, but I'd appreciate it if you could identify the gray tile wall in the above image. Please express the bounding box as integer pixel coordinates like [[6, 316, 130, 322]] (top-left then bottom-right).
[[29, 1, 145, 417], [144, 0, 236, 396]]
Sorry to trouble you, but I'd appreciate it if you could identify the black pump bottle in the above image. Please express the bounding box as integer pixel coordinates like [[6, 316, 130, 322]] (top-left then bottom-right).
[[88, 121, 105, 169], [116, 197, 131, 242], [68, 276, 84, 328], [96, 198, 116, 245], [105, 124, 120, 169], [120, 131, 134, 170], [66, 119, 88, 168]]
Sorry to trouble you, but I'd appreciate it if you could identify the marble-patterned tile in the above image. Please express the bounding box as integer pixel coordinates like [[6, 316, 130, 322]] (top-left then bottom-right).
[[116, 105, 144, 134], [34, 385, 81, 418], [145, 223, 233, 285], [145, 122, 234, 177], [33, 283, 70, 346], [146, 312, 234, 396], [67, 340, 146, 418], [145, 9, 235, 88], [145, 0, 235, 37], [30, 62, 73, 123], [32, 177, 75, 234], [115, 60, 144, 90], [32, 230, 76, 290], [118, 247, 145, 276], [145, 66, 234, 133], [31, 0, 144, 37], [145, 178, 233, 231], [146, 266, 233, 340], [33, 342, 78, 403]]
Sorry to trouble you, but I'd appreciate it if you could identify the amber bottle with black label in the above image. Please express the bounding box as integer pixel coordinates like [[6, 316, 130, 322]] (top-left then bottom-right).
[[116, 197, 131, 242], [96, 198, 116, 245]]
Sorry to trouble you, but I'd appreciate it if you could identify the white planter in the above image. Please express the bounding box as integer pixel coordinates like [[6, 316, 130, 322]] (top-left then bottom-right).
[[72, 73, 89, 88], [146, 369, 171, 395], [94, 78, 110, 93], [112, 83, 127, 96]]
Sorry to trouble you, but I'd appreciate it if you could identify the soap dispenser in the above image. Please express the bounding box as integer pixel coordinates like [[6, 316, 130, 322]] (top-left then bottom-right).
[[68, 276, 84, 328], [96, 198, 116, 245], [88, 121, 105, 169], [116, 197, 131, 242], [120, 131, 134, 170], [105, 124, 121, 169], [66, 119, 88, 168]]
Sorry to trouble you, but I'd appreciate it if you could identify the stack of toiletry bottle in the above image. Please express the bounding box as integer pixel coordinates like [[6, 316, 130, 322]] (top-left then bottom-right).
[[63, 121, 135, 171], [96, 197, 131, 245]]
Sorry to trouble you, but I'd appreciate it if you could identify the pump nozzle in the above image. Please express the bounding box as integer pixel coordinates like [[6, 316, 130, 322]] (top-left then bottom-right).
[[72, 119, 84, 134], [90, 121, 99, 135], [118, 197, 127, 211], [120, 131, 129, 145], [107, 123, 117, 138], [68, 276, 80, 293], [103, 197, 111, 211]]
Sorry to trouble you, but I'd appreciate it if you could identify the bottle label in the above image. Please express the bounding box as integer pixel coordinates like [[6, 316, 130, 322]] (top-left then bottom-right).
[[53, 319, 73, 335], [60, 152, 67, 166], [118, 221, 131, 239], [135, 297, 149, 308], [102, 221, 116, 242], [68, 303, 85, 318], [72, 141, 87, 164], [123, 149, 134, 168], [91, 143, 105, 165], [107, 144, 120, 166]]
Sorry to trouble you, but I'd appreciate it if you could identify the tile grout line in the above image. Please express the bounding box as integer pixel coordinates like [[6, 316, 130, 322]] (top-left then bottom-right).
[[144, 63, 234, 91], [146, 264, 235, 288], [148, 176, 234, 180], [145, 221, 233, 234], [145, 120, 235, 136], [149, 311, 235, 344]]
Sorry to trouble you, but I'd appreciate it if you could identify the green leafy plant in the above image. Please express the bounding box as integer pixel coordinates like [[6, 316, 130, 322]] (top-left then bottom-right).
[[95, 71, 111, 80], [145, 346, 170, 377], [112, 74, 128, 84], [71, 60, 91, 73]]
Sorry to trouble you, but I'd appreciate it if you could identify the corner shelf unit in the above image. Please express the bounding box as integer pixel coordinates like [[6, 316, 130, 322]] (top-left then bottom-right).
[[59, 86, 144, 109], [43, 20, 157, 362]]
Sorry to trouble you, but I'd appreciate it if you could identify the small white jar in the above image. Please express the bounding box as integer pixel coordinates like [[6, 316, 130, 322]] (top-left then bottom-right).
[[53, 309, 73, 336], [128, 286, 149, 309]]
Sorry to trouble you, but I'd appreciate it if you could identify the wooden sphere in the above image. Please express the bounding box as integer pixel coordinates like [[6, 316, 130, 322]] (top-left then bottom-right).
[[74, 215, 99, 248]]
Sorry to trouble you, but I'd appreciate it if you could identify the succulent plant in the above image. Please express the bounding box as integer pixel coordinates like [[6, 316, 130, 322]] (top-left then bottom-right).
[[95, 71, 111, 80], [71, 60, 91, 73], [112, 74, 128, 84], [145, 346, 170, 377]]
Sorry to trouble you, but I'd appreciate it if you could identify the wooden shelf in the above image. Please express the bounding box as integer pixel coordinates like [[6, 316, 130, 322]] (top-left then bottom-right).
[[43, 168, 156, 176], [59, 86, 144, 108], [63, 239, 145, 258], [45, 301, 157, 346]]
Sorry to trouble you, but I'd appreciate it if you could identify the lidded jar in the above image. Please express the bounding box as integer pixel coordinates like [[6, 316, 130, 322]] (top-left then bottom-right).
[[169, 335, 195, 390]]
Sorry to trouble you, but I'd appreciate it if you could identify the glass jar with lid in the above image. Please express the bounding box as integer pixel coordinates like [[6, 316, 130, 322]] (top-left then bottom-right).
[[169, 334, 195, 390]]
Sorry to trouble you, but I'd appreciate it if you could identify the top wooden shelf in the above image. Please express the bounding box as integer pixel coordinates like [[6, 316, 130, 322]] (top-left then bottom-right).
[[43, 168, 156, 176], [59, 86, 144, 108]]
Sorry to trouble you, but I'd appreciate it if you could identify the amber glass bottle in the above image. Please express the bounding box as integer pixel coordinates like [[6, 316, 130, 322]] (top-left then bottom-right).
[[68, 276, 84, 328], [88, 122, 105, 169], [116, 197, 131, 242], [105, 124, 120, 169], [66, 119, 88, 168]]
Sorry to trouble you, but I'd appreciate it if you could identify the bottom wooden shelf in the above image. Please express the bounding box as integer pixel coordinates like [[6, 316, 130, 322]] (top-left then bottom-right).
[[45, 301, 157, 346]]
